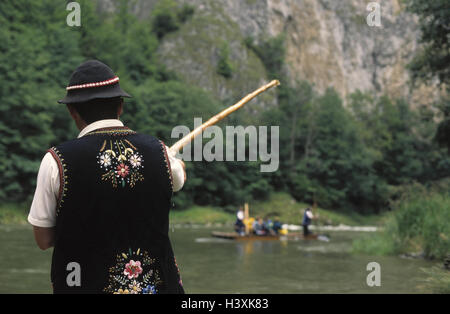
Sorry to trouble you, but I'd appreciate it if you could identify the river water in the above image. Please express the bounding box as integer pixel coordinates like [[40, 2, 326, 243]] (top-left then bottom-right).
[[0, 225, 434, 293]]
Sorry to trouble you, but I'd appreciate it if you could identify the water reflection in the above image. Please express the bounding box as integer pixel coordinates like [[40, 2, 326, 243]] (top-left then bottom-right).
[[233, 238, 290, 258], [184, 229, 433, 293]]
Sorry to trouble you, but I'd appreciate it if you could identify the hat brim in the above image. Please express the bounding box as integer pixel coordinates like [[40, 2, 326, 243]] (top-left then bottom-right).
[[58, 83, 131, 104]]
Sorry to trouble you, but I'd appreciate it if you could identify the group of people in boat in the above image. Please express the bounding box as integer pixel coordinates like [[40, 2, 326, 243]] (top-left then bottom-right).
[[252, 217, 283, 236], [234, 206, 317, 237], [234, 208, 284, 236]]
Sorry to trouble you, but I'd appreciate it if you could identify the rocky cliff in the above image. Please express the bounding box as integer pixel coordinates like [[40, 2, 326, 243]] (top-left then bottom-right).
[[99, 0, 440, 107]]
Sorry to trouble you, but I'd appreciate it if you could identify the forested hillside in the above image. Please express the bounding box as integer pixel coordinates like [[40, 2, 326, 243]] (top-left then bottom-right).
[[0, 0, 448, 215]]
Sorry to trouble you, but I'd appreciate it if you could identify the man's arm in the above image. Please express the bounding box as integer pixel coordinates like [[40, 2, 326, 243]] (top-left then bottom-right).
[[32, 226, 55, 250], [28, 152, 59, 250]]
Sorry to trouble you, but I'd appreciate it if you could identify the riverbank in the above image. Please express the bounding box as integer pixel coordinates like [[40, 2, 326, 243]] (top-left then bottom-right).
[[251, 193, 384, 226], [170, 193, 385, 227], [352, 189, 449, 260], [0, 192, 384, 227], [351, 187, 450, 293]]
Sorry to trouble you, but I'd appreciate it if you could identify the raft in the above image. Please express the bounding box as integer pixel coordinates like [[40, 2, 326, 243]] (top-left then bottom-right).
[[211, 231, 320, 241]]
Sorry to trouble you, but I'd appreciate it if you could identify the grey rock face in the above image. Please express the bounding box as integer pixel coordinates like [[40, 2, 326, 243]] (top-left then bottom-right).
[[98, 0, 441, 106], [210, 0, 437, 105]]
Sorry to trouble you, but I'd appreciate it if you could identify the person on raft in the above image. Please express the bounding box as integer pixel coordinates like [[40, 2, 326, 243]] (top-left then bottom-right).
[[234, 207, 245, 235], [252, 217, 269, 236], [302, 207, 316, 237], [27, 60, 186, 294], [272, 217, 283, 235]]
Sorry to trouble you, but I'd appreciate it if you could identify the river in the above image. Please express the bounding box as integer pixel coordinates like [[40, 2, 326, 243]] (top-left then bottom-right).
[[0, 224, 434, 293]]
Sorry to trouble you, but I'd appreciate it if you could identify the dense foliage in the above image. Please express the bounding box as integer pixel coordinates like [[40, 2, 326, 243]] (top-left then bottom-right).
[[406, 0, 450, 152], [0, 1, 82, 202], [216, 42, 233, 79], [405, 0, 450, 85], [0, 0, 448, 215], [353, 183, 450, 260]]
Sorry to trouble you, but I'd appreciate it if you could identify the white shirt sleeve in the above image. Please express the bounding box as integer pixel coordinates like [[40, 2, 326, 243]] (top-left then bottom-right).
[[28, 152, 60, 228], [306, 211, 314, 219], [165, 145, 185, 192]]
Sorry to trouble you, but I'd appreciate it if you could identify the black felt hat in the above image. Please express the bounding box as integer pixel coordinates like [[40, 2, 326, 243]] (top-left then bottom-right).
[[58, 60, 131, 104]]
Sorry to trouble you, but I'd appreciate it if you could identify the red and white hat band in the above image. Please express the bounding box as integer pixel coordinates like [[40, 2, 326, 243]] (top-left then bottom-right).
[[66, 76, 119, 91]]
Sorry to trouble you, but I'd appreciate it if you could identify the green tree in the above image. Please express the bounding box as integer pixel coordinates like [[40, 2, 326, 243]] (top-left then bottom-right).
[[406, 0, 450, 86], [349, 91, 450, 186], [245, 35, 286, 79], [151, 0, 180, 39], [405, 0, 450, 155], [216, 42, 233, 79], [291, 89, 386, 212], [0, 1, 82, 202], [435, 99, 450, 152]]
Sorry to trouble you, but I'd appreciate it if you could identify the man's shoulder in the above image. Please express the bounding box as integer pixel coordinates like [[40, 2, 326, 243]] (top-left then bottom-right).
[[50, 131, 164, 153]]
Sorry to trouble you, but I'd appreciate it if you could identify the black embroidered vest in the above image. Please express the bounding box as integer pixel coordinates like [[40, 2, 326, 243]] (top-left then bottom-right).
[[48, 126, 184, 294]]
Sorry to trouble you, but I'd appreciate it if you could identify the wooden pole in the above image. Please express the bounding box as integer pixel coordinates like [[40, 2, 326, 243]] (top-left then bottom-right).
[[170, 80, 280, 154]]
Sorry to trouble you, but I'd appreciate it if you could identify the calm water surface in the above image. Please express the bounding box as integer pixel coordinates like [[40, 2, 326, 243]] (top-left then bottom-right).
[[0, 225, 434, 293]]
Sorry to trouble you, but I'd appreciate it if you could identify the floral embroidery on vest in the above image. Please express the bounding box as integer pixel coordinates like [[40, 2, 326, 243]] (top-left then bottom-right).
[[97, 139, 144, 188], [104, 248, 162, 294]]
